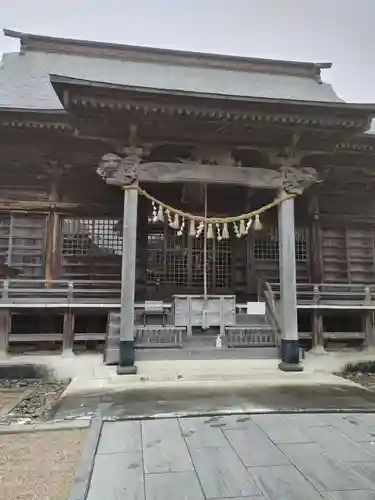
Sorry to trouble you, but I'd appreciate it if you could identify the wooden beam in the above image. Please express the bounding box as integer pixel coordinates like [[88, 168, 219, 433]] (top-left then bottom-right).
[[0, 200, 79, 210], [138, 161, 282, 189]]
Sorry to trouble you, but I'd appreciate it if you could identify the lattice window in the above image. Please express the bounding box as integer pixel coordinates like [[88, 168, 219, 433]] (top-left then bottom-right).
[[191, 236, 232, 289], [62, 219, 123, 256], [147, 227, 165, 285], [295, 229, 308, 262], [254, 233, 279, 261], [0, 213, 46, 278], [254, 228, 308, 261], [147, 222, 232, 290]]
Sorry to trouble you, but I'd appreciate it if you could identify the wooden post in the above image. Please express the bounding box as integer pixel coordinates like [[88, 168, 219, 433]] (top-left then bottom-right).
[[0, 310, 10, 357], [278, 194, 303, 371], [308, 195, 322, 283], [310, 285, 326, 353], [363, 311, 374, 347], [97, 142, 143, 374], [118, 185, 138, 374], [62, 309, 75, 356], [44, 211, 60, 283], [312, 310, 324, 350], [363, 287, 374, 347]]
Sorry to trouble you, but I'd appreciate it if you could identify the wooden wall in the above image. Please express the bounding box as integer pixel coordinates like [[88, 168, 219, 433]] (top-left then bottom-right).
[[1, 135, 375, 295]]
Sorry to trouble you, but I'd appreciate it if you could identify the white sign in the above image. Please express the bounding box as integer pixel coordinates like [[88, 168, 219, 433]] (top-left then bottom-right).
[[246, 302, 266, 316]]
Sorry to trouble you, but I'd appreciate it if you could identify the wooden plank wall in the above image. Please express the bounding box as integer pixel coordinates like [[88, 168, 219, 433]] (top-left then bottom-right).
[[320, 226, 375, 284]]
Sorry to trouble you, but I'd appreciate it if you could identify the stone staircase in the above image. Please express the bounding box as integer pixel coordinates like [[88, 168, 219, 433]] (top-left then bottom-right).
[[105, 310, 279, 364], [135, 334, 279, 360]]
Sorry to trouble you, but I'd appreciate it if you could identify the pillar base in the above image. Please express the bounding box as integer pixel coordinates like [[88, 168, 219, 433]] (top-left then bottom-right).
[[279, 339, 303, 371], [117, 340, 137, 375], [61, 349, 75, 358], [278, 361, 304, 372], [309, 345, 327, 356], [117, 364, 138, 375]]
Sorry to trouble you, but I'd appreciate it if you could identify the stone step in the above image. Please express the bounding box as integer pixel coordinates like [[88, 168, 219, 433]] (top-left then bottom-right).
[[135, 346, 279, 361]]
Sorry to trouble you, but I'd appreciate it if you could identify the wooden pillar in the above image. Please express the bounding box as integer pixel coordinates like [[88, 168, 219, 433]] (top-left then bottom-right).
[[311, 285, 325, 353], [0, 310, 11, 357], [308, 195, 322, 283], [278, 194, 302, 371], [62, 309, 75, 356], [44, 211, 60, 282], [97, 141, 143, 374], [363, 311, 374, 347], [312, 310, 324, 350], [118, 185, 138, 374], [364, 287, 375, 347], [135, 195, 148, 302]]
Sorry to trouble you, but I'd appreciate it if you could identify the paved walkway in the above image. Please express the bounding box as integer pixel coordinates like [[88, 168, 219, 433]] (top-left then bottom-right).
[[86, 413, 375, 499]]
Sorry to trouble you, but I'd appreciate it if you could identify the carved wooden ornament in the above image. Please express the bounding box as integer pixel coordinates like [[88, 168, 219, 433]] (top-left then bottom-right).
[[97, 152, 141, 186]]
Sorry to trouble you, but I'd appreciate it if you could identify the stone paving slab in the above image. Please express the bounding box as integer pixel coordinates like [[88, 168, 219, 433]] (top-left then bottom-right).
[[84, 413, 375, 499]]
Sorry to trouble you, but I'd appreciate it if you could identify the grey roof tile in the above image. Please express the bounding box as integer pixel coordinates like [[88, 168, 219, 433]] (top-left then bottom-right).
[[0, 50, 343, 110]]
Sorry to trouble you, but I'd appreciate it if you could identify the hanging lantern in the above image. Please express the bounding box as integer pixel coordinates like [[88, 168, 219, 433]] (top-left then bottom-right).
[[171, 213, 180, 229], [157, 204, 164, 222], [254, 214, 263, 231], [222, 223, 230, 239], [188, 219, 196, 237], [239, 219, 246, 236], [206, 223, 214, 239]]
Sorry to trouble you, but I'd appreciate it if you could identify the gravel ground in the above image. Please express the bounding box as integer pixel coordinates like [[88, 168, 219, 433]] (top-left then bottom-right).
[[0, 379, 69, 423], [0, 428, 87, 500], [341, 371, 375, 390]]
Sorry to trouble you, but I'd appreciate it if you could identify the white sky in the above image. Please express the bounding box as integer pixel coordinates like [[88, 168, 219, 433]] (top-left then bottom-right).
[[0, 0, 374, 103]]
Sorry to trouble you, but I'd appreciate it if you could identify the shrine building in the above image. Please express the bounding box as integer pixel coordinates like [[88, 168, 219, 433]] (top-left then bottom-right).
[[1, 28, 375, 372]]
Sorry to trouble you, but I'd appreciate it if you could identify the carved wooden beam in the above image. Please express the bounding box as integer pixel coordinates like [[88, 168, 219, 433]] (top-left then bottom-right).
[[138, 161, 280, 189], [97, 153, 319, 194], [0, 200, 79, 210]]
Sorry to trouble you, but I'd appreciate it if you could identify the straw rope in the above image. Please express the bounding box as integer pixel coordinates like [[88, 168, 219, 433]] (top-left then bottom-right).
[[124, 184, 295, 223]]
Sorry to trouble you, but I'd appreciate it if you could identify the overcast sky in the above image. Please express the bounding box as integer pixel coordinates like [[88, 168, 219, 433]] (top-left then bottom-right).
[[0, 0, 374, 103]]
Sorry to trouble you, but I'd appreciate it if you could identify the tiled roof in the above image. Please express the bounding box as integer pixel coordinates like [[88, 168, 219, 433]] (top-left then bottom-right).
[[0, 48, 343, 110]]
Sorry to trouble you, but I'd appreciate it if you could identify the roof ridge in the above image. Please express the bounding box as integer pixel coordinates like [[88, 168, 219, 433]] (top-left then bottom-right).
[[3, 28, 331, 79]]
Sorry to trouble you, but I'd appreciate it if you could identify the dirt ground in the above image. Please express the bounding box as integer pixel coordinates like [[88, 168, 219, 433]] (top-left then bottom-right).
[[0, 428, 87, 500]]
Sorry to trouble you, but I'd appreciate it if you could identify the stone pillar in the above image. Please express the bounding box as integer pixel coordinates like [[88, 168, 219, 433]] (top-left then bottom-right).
[[278, 194, 303, 371], [118, 184, 138, 374]]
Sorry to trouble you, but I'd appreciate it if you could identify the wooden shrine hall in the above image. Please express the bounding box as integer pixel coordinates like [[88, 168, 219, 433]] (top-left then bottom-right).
[[2, 29, 375, 372]]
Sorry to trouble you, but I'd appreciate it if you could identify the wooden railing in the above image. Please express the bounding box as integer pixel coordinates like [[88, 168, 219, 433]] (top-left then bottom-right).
[[268, 282, 375, 309], [0, 279, 122, 307]]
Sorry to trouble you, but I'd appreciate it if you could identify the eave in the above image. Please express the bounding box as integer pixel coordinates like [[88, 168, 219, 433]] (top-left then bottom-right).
[[50, 75, 375, 133], [0, 108, 72, 132]]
